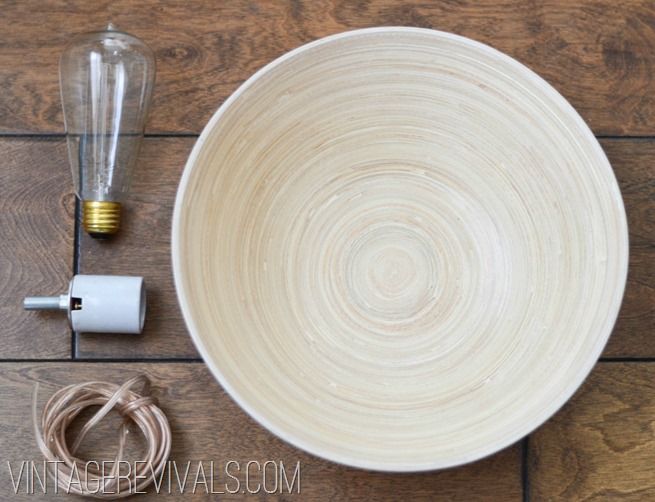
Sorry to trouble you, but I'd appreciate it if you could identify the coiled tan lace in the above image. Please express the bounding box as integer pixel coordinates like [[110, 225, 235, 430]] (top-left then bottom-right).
[[33, 375, 171, 499]]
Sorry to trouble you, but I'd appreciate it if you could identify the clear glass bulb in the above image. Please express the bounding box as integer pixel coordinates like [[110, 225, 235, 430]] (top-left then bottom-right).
[[59, 24, 155, 236]]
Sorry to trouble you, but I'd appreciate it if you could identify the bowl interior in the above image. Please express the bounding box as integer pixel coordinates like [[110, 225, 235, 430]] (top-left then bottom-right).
[[173, 28, 628, 471]]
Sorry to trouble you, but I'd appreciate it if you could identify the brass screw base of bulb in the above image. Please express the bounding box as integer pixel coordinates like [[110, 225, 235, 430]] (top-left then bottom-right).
[[82, 200, 121, 236]]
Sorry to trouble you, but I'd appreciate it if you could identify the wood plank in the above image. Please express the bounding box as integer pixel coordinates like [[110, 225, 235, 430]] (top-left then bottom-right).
[[0, 139, 73, 359], [529, 363, 655, 499], [600, 140, 655, 357], [1, 1, 654, 135], [0, 362, 522, 500], [77, 137, 655, 358], [77, 138, 196, 358]]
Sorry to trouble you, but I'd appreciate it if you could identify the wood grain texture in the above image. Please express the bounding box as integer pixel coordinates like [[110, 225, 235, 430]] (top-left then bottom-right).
[[601, 140, 655, 357], [529, 363, 655, 500], [1, 0, 654, 135], [0, 362, 522, 500], [0, 139, 73, 359], [77, 138, 197, 358]]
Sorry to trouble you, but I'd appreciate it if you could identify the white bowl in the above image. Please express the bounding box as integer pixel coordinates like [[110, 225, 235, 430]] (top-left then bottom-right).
[[172, 27, 628, 471]]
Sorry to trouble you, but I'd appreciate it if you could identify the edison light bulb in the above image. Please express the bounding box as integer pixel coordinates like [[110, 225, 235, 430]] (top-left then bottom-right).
[[60, 24, 155, 236]]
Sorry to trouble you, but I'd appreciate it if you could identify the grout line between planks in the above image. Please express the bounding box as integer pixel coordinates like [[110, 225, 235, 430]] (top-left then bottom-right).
[[0, 132, 200, 138], [71, 197, 81, 359], [0, 358, 204, 364], [522, 436, 530, 502], [595, 135, 655, 140], [599, 357, 655, 362]]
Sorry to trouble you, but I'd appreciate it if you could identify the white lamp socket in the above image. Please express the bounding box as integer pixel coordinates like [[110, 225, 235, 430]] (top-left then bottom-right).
[[24, 275, 146, 334]]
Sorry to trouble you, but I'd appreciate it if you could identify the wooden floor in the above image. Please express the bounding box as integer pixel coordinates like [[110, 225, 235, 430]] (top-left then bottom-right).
[[1, 1, 654, 500]]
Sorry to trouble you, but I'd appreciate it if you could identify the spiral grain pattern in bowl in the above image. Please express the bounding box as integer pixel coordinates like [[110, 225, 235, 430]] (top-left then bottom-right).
[[172, 28, 628, 471]]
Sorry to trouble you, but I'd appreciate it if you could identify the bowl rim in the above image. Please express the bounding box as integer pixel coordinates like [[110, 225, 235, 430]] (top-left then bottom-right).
[[171, 26, 629, 472]]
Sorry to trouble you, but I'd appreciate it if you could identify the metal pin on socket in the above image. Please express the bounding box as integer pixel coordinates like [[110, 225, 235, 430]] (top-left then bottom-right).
[[24, 275, 146, 334], [24, 295, 70, 311]]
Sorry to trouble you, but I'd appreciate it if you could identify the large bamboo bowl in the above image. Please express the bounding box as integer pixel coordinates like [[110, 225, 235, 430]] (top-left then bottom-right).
[[172, 28, 628, 471]]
